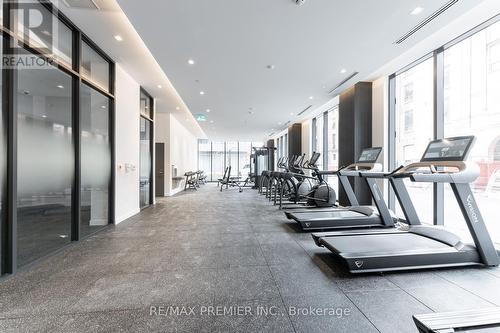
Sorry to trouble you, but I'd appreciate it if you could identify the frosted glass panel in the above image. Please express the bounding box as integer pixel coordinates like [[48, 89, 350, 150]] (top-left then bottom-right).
[[81, 84, 110, 236], [17, 66, 73, 267]]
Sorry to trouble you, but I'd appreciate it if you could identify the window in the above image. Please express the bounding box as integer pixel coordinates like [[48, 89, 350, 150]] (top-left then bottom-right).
[[443, 19, 500, 243], [16, 1, 73, 66], [394, 57, 434, 223], [17, 66, 73, 267], [239, 142, 252, 178], [403, 83, 414, 103], [198, 140, 212, 180], [226, 142, 238, 177], [212, 142, 225, 180], [80, 84, 111, 237], [81, 41, 110, 92], [327, 107, 339, 190], [314, 114, 324, 170], [404, 109, 414, 132]]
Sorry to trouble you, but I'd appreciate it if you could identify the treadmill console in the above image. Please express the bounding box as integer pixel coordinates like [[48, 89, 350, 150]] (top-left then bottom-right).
[[357, 147, 382, 163], [421, 136, 475, 162]]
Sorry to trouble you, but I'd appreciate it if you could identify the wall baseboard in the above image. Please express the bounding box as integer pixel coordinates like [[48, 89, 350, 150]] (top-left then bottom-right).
[[115, 208, 141, 224]]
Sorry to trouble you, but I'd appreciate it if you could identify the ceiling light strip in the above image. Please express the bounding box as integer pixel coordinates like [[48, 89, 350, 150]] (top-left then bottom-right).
[[297, 105, 313, 116], [328, 72, 359, 94], [394, 0, 459, 45]]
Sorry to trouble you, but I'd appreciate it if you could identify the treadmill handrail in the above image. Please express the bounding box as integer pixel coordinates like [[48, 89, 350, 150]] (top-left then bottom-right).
[[389, 161, 479, 184], [359, 165, 405, 179], [338, 163, 383, 177]]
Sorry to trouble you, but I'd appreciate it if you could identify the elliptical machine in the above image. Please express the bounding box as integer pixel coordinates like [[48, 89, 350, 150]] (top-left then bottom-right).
[[278, 153, 336, 209]]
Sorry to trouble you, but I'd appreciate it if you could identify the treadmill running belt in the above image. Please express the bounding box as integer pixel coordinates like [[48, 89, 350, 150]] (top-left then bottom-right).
[[291, 210, 367, 221], [323, 233, 452, 255]]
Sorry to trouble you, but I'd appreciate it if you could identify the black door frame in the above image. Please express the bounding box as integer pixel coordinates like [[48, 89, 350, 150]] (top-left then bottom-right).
[[1, 0, 116, 275]]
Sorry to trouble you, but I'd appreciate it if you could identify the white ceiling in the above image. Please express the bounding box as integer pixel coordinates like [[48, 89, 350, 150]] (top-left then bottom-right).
[[116, 0, 488, 141], [51, 0, 205, 138]]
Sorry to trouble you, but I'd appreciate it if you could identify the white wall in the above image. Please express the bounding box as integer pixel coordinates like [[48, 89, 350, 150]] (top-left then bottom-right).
[[155, 113, 198, 196], [114, 64, 140, 223]]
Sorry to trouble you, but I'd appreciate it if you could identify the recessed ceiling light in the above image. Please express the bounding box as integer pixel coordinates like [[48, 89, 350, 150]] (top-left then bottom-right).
[[101, 105, 107, 109], [290, 112, 294, 115], [175, 106, 180, 110], [200, 91, 205, 95], [42, 115, 47, 118], [57, 85, 64, 89], [157, 85, 163, 89], [410, 6, 424, 15], [340, 68, 347, 74], [206, 109, 211, 113], [188, 59, 195, 65], [309, 96, 314, 100], [210, 120, 214, 123], [114, 35, 123, 42]]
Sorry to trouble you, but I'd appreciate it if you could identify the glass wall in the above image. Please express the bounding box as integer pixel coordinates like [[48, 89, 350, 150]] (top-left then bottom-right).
[[394, 57, 434, 223], [389, 16, 500, 243], [239, 142, 252, 178], [80, 84, 111, 237], [442, 20, 500, 242], [198, 140, 212, 179], [140, 117, 152, 208], [312, 114, 324, 170], [17, 67, 73, 267], [327, 107, 339, 190], [212, 142, 225, 180], [0, 0, 115, 273], [198, 141, 259, 181]]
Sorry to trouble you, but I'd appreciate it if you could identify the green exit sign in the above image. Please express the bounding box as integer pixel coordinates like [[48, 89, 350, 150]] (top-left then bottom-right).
[[196, 114, 207, 122]]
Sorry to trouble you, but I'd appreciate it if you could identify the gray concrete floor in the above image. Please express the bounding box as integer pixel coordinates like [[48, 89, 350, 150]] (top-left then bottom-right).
[[1, 184, 500, 332]]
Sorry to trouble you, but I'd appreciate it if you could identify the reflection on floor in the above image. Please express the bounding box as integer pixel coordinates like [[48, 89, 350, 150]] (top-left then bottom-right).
[[2, 184, 500, 333], [17, 205, 108, 267]]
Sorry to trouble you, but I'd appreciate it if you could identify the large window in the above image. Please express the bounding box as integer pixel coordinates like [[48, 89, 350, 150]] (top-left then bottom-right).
[[394, 58, 434, 223], [312, 113, 325, 170], [212, 142, 225, 180], [443, 20, 500, 242], [225, 142, 238, 176], [197, 141, 261, 181], [327, 107, 339, 190], [389, 16, 500, 243]]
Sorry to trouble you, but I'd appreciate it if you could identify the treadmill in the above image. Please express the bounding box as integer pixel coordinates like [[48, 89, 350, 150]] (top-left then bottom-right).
[[285, 147, 398, 231], [312, 136, 500, 273]]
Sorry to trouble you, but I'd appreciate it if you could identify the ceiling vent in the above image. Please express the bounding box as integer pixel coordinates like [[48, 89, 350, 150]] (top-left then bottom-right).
[[394, 0, 459, 44], [62, 0, 100, 10], [329, 72, 359, 94], [297, 105, 313, 116]]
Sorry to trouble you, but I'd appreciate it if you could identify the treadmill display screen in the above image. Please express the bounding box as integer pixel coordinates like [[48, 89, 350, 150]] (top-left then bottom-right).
[[357, 148, 382, 163], [421, 136, 475, 162]]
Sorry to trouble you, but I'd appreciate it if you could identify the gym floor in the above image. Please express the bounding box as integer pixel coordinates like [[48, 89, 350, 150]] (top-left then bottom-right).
[[1, 184, 500, 333]]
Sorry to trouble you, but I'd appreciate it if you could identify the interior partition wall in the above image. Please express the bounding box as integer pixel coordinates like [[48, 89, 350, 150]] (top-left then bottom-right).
[[139, 89, 154, 209], [388, 14, 500, 244], [1, 0, 115, 274]]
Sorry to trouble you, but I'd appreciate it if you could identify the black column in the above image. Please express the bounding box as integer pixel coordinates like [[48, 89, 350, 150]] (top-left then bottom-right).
[[338, 82, 373, 206], [287, 123, 302, 158]]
